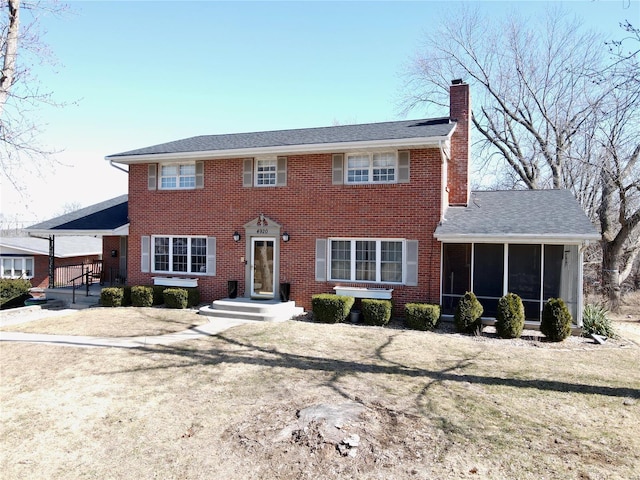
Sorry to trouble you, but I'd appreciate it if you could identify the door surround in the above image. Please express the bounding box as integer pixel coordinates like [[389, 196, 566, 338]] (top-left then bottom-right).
[[243, 214, 281, 299]]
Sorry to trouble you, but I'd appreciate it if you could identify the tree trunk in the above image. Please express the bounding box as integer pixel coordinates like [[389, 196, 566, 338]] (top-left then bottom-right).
[[601, 241, 621, 312], [0, 0, 20, 118]]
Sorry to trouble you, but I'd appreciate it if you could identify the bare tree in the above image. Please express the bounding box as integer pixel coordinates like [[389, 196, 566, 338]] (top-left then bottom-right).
[[402, 6, 640, 310], [1, 0, 67, 193]]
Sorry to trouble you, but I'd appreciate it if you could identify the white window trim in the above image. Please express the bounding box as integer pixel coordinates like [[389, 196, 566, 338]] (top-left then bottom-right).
[[151, 235, 208, 275], [1, 256, 34, 279], [254, 158, 277, 187], [159, 162, 197, 190], [328, 238, 405, 284], [345, 151, 397, 185]]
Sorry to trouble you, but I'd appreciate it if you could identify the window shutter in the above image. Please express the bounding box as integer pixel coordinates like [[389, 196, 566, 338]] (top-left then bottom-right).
[[243, 158, 253, 187], [398, 151, 410, 183], [141, 236, 150, 273], [405, 240, 418, 286], [195, 161, 204, 189], [148, 164, 157, 190], [315, 239, 327, 281], [332, 154, 344, 185], [206, 237, 216, 276], [276, 156, 287, 186]]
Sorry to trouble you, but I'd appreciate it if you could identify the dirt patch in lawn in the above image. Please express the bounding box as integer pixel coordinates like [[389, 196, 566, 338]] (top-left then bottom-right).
[[1, 315, 639, 480], [0, 306, 206, 337]]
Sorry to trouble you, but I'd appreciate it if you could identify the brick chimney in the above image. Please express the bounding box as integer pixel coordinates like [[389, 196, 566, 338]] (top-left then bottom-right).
[[448, 79, 470, 206]]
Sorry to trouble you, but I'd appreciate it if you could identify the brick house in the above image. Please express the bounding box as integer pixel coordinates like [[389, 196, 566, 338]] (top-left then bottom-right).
[[28, 81, 599, 326]]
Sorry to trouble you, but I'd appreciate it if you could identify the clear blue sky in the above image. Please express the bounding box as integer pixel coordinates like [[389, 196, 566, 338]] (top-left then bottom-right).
[[2, 0, 638, 224]]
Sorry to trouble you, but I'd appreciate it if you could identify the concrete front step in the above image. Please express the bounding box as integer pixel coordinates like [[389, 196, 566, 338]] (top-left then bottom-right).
[[199, 297, 304, 322]]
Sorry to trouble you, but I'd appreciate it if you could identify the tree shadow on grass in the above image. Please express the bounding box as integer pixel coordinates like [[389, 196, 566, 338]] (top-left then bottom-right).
[[114, 330, 640, 401]]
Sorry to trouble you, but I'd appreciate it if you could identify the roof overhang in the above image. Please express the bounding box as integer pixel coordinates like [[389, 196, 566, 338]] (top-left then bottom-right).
[[106, 134, 454, 165], [27, 224, 130, 237], [433, 233, 601, 244]]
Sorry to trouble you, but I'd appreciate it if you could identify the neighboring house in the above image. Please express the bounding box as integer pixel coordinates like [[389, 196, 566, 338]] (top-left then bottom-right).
[[0, 235, 102, 288], [27, 81, 600, 326], [26, 195, 129, 286]]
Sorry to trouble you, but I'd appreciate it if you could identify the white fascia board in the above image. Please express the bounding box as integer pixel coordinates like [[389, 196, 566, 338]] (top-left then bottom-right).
[[0, 245, 47, 256], [26, 224, 130, 237], [105, 136, 452, 165], [434, 233, 601, 244]]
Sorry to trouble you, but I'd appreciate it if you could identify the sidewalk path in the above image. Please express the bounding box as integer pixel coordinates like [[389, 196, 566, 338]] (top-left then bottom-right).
[[0, 307, 251, 348]]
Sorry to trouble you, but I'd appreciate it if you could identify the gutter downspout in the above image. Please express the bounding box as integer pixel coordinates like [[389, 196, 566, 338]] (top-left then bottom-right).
[[109, 159, 129, 174], [438, 140, 450, 222], [577, 241, 591, 329]]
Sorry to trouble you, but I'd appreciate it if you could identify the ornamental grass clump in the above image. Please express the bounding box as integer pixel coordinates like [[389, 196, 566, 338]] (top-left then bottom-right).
[[454, 291, 483, 333], [404, 303, 440, 331], [311, 294, 354, 323], [582, 303, 616, 338], [361, 299, 392, 326], [541, 297, 573, 342], [495, 293, 525, 339]]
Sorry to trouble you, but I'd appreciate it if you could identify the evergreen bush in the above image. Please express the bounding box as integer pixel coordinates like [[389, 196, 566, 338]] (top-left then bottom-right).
[[131, 286, 154, 307], [404, 303, 440, 331], [122, 286, 132, 306], [454, 291, 484, 333], [164, 288, 188, 309], [582, 303, 616, 338], [362, 299, 392, 326], [495, 293, 525, 339], [151, 286, 166, 305], [311, 294, 354, 323], [0, 278, 32, 308], [185, 287, 200, 307], [541, 298, 573, 342], [100, 287, 123, 307]]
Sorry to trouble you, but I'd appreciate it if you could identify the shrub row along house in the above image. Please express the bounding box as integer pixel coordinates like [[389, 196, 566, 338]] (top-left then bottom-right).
[[27, 81, 600, 326]]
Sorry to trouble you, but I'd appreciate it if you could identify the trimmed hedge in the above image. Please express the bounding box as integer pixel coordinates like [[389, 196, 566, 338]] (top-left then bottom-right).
[[164, 288, 188, 309], [151, 286, 166, 305], [131, 286, 153, 307], [185, 287, 200, 307], [101, 287, 124, 307], [122, 286, 132, 307], [0, 278, 32, 308], [541, 297, 573, 342], [454, 291, 484, 333], [495, 293, 525, 339], [404, 303, 440, 331], [311, 294, 355, 323], [362, 299, 392, 326]]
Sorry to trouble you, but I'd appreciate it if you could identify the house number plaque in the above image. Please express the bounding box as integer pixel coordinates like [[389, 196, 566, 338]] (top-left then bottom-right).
[[256, 228, 269, 234]]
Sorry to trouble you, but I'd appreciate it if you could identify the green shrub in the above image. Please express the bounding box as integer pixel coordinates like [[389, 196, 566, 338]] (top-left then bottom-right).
[[0, 278, 32, 308], [582, 303, 616, 338], [541, 298, 573, 342], [152, 286, 166, 305], [164, 288, 188, 309], [454, 291, 484, 333], [311, 294, 355, 323], [100, 287, 124, 307], [185, 287, 200, 307], [131, 286, 154, 307], [495, 293, 525, 339], [362, 299, 392, 326], [404, 303, 440, 331]]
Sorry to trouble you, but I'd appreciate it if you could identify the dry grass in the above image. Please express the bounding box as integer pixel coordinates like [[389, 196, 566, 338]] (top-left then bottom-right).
[[0, 307, 206, 337], [1, 307, 639, 479]]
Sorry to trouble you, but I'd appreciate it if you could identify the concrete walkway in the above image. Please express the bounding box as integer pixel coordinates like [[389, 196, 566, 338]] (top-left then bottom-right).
[[0, 306, 252, 349]]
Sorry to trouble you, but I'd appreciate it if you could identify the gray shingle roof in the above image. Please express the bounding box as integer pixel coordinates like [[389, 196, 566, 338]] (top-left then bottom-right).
[[434, 190, 600, 241], [26, 195, 128, 233], [107, 118, 455, 158]]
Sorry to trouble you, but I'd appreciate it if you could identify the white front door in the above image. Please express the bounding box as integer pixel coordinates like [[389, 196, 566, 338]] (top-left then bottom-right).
[[251, 238, 275, 299]]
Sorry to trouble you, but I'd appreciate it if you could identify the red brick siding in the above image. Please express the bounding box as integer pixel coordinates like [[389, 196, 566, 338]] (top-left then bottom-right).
[[127, 148, 444, 312], [102, 236, 122, 284]]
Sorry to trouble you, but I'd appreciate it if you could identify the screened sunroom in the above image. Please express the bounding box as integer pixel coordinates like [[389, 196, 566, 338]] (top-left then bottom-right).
[[434, 190, 600, 327]]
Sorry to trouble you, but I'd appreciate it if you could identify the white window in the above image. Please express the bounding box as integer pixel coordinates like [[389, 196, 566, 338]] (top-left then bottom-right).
[[255, 159, 277, 186], [1, 257, 34, 279], [329, 239, 403, 283], [346, 152, 396, 184], [160, 163, 196, 190], [152, 236, 208, 274]]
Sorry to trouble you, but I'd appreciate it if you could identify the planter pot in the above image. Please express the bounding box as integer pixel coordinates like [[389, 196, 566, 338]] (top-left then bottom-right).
[[279, 283, 290, 302], [350, 310, 360, 323], [227, 280, 238, 299]]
